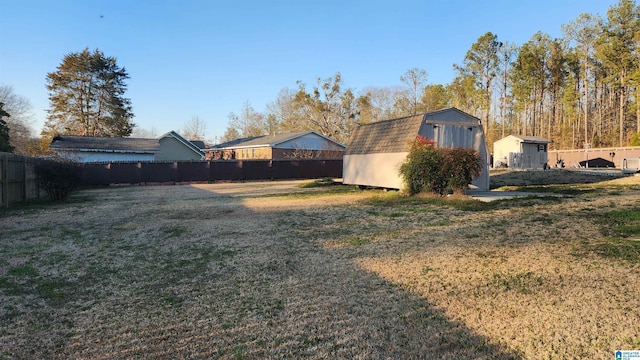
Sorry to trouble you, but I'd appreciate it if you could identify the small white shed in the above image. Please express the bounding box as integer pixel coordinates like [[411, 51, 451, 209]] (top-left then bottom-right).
[[493, 135, 552, 169], [343, 107, 490, 191]]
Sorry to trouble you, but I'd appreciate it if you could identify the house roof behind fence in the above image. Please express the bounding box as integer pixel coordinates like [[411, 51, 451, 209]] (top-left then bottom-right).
[[189, 140, 206, 149], [208, 131, 344, 150], [50, 135, 160, 153]]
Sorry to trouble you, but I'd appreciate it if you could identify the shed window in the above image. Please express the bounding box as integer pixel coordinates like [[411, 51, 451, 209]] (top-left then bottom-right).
[[538, 144, 546, 152]]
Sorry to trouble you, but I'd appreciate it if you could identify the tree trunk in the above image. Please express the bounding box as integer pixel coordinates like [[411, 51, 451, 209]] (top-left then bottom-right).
[[620, 71, 626, 147]]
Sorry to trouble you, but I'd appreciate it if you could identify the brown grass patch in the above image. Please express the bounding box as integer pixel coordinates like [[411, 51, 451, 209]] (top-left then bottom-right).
[[1, 176, 639, 359]]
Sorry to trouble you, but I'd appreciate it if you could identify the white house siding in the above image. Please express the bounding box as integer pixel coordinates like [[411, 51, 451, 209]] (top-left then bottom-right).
[[343, 153, 408, 189], [58, 151, 155, 163]]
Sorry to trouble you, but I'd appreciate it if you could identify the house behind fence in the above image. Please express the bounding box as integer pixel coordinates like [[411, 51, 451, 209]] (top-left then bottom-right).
[[204, 131, 345, 160]]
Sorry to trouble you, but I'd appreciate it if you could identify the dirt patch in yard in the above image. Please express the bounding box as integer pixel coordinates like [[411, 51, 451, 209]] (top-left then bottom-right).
[[1, 177, 639, 359]]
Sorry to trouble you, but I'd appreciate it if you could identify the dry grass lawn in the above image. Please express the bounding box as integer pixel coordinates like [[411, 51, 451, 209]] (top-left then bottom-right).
[[1, 171, 639, 359]]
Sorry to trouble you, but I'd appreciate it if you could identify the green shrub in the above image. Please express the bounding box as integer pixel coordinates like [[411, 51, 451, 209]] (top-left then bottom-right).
[[34, 157, 84, 202], [399, 136, 482, 196], [399, 136, 445, 195], [441, 147, 483, 194]]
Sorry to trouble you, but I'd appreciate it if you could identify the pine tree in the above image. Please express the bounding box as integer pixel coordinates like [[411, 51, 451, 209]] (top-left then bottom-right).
[[44, 48, 134, 137], [0, 102, 14, 152], [455, 32, 501, 142], [596, 0, 640, 146]]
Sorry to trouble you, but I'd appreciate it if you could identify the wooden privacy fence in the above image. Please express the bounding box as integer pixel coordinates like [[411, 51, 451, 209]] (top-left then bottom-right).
[[81, 159, 343, 185], [0, 152, 42, 208]]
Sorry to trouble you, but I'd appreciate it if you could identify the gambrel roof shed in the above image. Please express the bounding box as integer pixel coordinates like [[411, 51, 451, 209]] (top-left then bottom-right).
[[343, 107, 490, 191]]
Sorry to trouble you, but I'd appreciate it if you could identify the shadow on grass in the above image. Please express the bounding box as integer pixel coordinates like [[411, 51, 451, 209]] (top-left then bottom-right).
[[586, 206, 640, 263], [0, 182, 522, 359], [489, 168, 623, 189], [0, 192, 95, 218], [360, 189, 566, 212]]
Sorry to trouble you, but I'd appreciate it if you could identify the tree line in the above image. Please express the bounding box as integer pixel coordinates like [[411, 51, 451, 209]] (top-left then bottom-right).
[[222, 0, 640, 150]]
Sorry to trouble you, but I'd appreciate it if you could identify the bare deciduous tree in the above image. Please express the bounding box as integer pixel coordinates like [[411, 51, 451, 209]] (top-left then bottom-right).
[[400, 67, 428, 115], [130, 127, 158, 138], [266, 88, 304, 133], [181, 116, 207, 140], [226, 101, 266, 138], [358, 86, 407, 123]]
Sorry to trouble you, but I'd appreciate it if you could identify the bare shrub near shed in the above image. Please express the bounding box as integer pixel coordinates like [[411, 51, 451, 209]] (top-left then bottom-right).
[[34, 157, 84, 202]]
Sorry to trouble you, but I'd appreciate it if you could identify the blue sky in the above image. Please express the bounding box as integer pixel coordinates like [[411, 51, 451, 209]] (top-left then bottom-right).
[[1, 0, 614, 143]]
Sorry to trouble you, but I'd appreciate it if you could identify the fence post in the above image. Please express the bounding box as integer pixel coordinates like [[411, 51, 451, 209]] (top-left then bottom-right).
[[22, 156, 27, 202], [1, 153, 8, 208]]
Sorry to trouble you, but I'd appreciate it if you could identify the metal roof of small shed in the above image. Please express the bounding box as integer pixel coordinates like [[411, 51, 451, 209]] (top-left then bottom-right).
[[506, 135, 552, 144]]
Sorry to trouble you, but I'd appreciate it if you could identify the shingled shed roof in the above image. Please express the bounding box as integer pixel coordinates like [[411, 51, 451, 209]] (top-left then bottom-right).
[[50, 135, 160, 153], [345, 114, 424, 155]]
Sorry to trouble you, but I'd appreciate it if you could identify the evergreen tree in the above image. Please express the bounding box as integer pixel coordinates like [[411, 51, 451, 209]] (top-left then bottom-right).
[[454, 32, 501, 143], [420, 84, 451, 112], [44, 48, 134, 137], [0, 85, 34, 154], [0, 102, 14, 152], [562, 12, 602, 147], [596, 0, 640, 146]]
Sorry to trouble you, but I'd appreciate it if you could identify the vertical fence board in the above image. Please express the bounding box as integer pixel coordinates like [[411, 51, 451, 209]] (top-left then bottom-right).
[[1, 153, 44, 208], [79, 159, 343, 185], [1, 153, 7, 208], [2, 156, 342, 207]]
